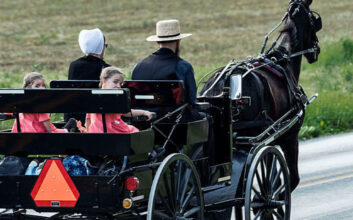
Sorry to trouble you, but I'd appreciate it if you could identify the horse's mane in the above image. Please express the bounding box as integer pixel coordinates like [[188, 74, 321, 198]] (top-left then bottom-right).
[[280, 18, 299, 50]]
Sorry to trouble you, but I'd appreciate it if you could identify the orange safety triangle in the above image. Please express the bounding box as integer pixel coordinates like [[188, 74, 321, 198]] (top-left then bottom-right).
[[31, 160, 80, 207]]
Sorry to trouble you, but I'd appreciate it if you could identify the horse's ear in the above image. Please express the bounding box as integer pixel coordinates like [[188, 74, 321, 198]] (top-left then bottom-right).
[[302, 0, 312, 7]]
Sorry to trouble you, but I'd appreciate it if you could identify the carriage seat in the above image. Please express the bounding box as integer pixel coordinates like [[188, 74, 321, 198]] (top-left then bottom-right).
[[0, 88, 154, 156]]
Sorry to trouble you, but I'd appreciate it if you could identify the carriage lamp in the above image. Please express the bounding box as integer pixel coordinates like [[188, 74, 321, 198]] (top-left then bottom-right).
[[124, 176, 139, 191], [122, 198, 133, 209]]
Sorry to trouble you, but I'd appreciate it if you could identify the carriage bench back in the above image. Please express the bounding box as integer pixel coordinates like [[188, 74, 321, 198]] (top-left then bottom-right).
[[50, 80, 209, 146], [50, 80, 186, 108], [0, 88, 154, 156]]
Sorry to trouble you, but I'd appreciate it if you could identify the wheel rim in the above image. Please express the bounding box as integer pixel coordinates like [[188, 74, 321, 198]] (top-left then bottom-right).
[[148, 153, 204, 220], [245, 147, 291, 220]]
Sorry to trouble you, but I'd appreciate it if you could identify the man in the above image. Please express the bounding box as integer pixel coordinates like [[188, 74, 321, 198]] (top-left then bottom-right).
[[132, 20, 215, 164], [66, 28, 110, 123], [132, 19, 197, 107]]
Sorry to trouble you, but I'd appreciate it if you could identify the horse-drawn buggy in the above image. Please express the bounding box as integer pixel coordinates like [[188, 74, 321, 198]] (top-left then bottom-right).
[[0, 0, 321, 219]]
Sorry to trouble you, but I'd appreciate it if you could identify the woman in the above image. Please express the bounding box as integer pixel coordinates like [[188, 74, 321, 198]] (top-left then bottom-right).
[[66, 28, 110, 123]]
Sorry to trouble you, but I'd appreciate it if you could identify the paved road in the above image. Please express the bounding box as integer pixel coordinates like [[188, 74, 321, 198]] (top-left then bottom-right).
[[291, 132, 353, 219]]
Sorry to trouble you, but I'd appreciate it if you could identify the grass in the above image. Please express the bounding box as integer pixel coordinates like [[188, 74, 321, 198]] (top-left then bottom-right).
[[299, 38, 353, 139], [0, 0, 352, 139]]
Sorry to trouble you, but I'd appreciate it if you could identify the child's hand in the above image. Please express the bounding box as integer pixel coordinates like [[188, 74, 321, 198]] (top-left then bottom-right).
[[77, 121, 87, 133], [143, 111, 153, 121]]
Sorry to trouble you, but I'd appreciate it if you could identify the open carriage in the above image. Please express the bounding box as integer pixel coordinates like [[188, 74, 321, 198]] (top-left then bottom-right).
[[0, 0, 323, 218], [0, 74, 316, 220]]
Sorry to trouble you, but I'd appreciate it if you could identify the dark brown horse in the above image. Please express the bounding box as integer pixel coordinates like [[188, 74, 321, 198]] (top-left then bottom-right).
[[200, 0, 321, 191]]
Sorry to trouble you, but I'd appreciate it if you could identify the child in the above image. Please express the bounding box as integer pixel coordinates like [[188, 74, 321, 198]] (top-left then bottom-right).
[[12, 72, 77, 133], [86, 66, 152, 133]]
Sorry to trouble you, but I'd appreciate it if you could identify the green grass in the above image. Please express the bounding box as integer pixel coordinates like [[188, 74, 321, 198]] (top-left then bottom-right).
[[0, 0, 352, 139], [299, 38, 353, 139]]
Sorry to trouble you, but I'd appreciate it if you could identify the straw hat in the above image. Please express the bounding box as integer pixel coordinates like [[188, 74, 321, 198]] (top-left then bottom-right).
[[146, 19, 192, 42]]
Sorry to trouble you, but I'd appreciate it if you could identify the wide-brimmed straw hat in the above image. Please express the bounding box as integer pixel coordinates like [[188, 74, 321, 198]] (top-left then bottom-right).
[[146, 19, 192, 42]]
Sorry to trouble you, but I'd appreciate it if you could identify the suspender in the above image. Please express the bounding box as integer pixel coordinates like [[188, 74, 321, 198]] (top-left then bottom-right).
[[14, 113, 21, 133], [102, 113, 107, 133]]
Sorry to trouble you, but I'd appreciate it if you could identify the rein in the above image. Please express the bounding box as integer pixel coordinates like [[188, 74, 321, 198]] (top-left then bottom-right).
[[199, 44, 318, 97], [199, 1, 320, 97]]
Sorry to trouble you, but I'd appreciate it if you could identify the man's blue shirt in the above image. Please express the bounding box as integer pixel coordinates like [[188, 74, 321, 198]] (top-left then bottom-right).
[[175, 59, 197, 105]]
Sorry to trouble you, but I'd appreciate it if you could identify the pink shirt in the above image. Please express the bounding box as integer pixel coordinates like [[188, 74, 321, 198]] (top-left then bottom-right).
[[11, 113, 67, 133], [87, 113, 139, 133]]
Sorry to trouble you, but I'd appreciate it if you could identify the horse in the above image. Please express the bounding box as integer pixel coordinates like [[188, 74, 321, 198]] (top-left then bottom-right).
[[199, 0, 322, 192]]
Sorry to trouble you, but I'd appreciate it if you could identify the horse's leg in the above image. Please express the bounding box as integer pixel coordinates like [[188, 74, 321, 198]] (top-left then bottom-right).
[[279, 131, 300, 192]]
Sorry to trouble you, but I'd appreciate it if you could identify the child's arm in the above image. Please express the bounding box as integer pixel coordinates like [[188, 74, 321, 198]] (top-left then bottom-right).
[[42, 120, 53, 133], [123, 109, 153, 121], [85, 117, 91, 132]]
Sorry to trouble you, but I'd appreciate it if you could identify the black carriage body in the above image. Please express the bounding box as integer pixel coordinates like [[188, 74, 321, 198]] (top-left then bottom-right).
[[0, 81, 222, 218], [0, 88, 156, 214]]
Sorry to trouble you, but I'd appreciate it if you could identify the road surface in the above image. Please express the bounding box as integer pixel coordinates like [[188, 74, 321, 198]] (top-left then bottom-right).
[[230, 132, 353, 220], [291, 132, 353, 219]]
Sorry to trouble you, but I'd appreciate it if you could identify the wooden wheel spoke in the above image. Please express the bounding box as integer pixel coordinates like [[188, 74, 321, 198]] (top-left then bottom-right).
[[273, 209, 284, 220], [254, 209, 264, 220], [176, 159, 183, 203], [255, 170, 267, 196], [153, 210, 173, 219], [183, 206, 200, 218], [267, 213, 275, 220], [269, 155, 278, 194], [179, 168, 192, 205], [273, 184, 286, 198], [163, 172, 175, 211], [269, 156, 278, 182], [260, 159, 269, 193], [180, 186, 195, 213], [275, 206, 285, 220], [251, 186, 265, 201], [157, 191, 174, 215], [271, 166, 282, 190], [170, 163, 177, 210]]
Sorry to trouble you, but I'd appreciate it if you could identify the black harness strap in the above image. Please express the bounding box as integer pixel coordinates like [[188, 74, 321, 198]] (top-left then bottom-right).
[[102, 113, 107, 133], [14, 112, 21, 133]]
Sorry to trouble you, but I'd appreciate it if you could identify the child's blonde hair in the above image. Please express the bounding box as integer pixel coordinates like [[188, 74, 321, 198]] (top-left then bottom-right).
[[23, 72, 43, 88], [99, 66, 124, 88]]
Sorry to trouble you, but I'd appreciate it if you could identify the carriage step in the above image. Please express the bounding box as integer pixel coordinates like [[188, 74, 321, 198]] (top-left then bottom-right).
[[202, 183, 228, 193], [204, 198, 244, 210]]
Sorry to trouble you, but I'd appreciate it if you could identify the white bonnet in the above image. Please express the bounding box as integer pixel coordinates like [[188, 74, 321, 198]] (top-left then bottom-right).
[[78, 28, 104, 55]]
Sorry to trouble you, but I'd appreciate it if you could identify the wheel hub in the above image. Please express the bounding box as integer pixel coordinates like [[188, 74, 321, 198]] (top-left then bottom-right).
[[265, 199, 284, 208]]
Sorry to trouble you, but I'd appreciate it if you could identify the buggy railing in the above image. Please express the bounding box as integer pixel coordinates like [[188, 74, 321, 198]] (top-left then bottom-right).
[[0, 88, 131, 114]]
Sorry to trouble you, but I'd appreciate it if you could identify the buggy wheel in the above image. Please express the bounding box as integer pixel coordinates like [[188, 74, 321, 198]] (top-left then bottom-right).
[[244, 146, 291, 220], [147, 153, 204, 220]]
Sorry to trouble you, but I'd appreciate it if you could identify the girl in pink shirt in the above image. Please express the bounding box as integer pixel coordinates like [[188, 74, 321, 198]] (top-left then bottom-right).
[[86, 67, 152, 133], [12, 72, 71, 133]]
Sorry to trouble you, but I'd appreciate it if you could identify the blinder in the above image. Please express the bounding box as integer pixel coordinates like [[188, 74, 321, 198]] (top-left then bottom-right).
[[288, 1, 322, 33], [310, 11, 322, 32], [288, 1, 321, 61]]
